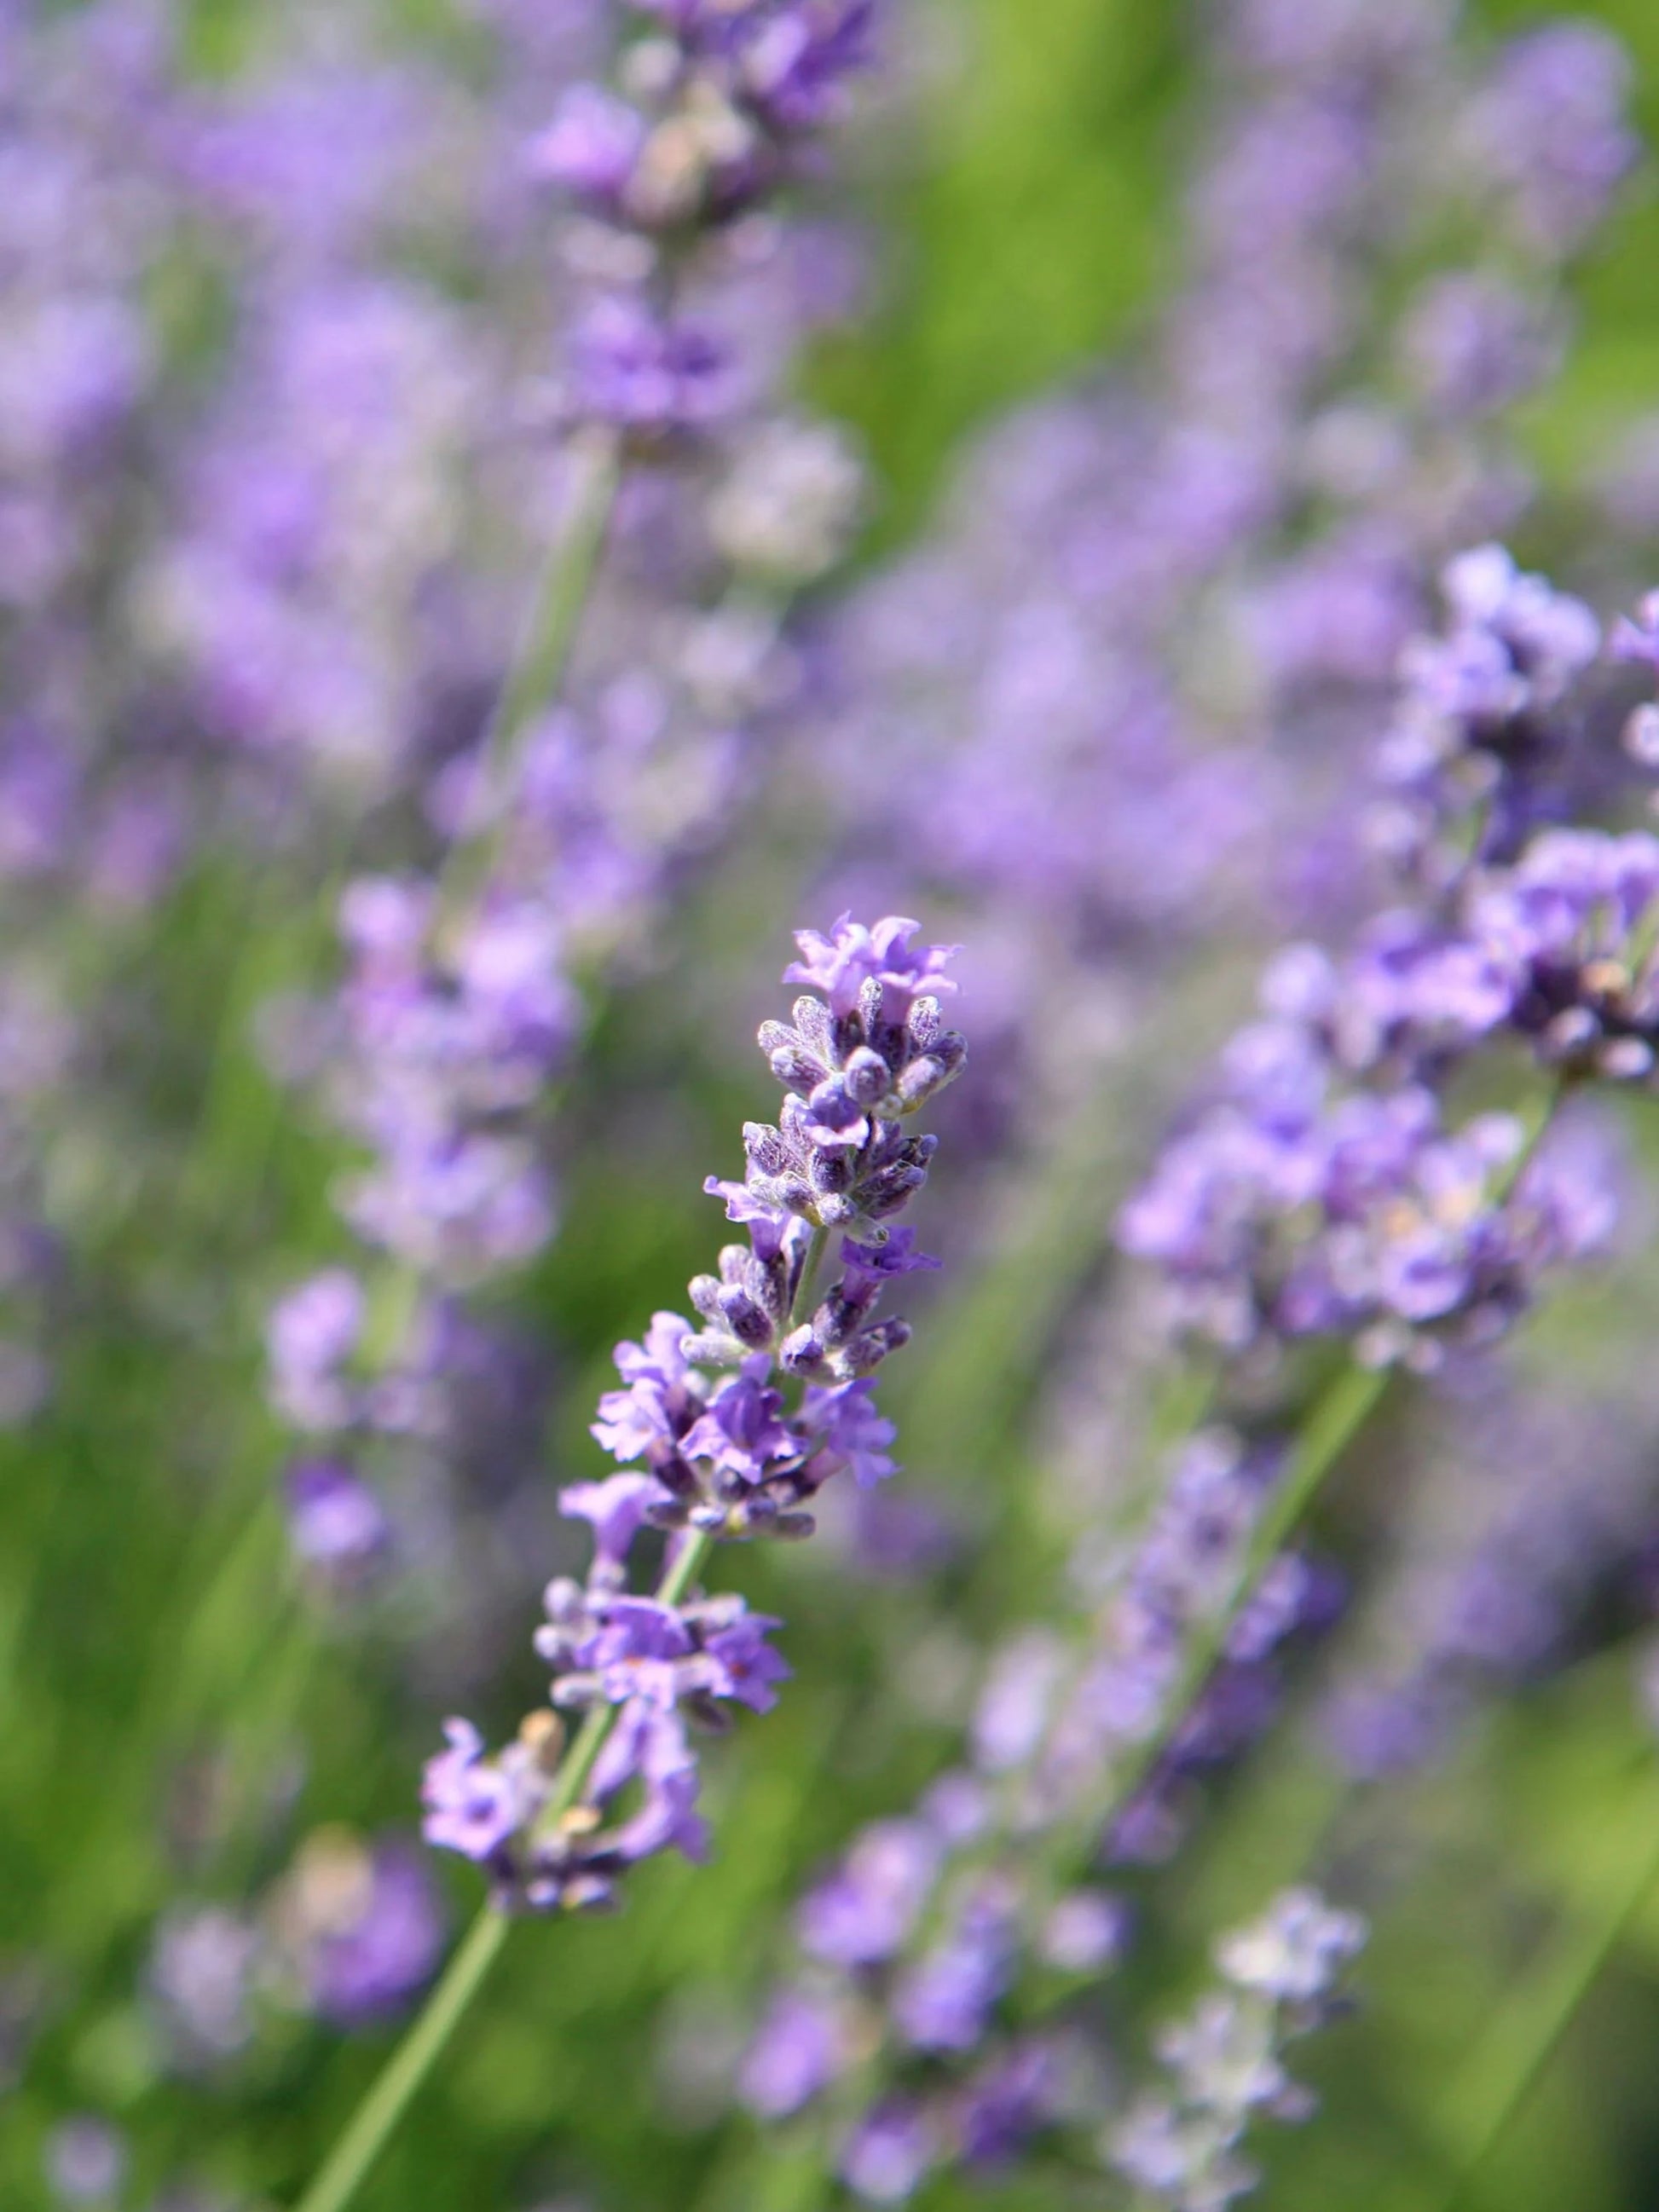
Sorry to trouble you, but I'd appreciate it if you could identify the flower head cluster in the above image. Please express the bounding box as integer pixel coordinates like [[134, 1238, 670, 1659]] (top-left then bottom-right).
[[534, 0, 879, 435], [533, 1, 875, 234], [146, 1829, 444, 2069], [420, 920, 962, 1912], [705, 914, 963, 1241], [1377, 544, 1603, 869], [246, 0, 882, 1600], [1110, 1889, 1366, 2212], [1121, 552, 1659, 1371]]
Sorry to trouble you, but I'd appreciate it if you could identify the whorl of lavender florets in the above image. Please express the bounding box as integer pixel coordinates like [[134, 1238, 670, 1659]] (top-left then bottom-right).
[[533, 0, 876, 233], [1110, 1889, 1365, 2212], [1123, 554, 1659, 1369], [419, 918, 962, 1914], [1460, 22, 1638, 254], [534, 1, 880, 436]]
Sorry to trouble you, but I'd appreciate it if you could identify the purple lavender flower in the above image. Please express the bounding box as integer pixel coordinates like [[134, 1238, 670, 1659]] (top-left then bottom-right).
[[739, 1987, 848, 2117], [44, 2118, 128, 2207], [420, 1720, 546, 1864], [1461, 23, 1637, 251], [272, 1834, 446, 2029], [783, 914, 960, 1023], [419, 921, 962, 1911], [892, 1878, 1017, 2053], [268, 1270, 365, 1432], [285, 1460, 390, 1581], [1110, 1888, 1365, 2211], [798, 1819, 940, 1967], [839, 2101, 937, 2207], [527, 85, 648, 208]]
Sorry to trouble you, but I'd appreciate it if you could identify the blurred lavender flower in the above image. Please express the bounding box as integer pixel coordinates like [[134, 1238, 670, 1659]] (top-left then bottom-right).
[[269, 1831, 445, 2030], [285, 1460, 390, 1585], [1460, 22, 1638, 252], [1121, 552, 1659, 1371], [43, 2117, 129, 2208], [785, 3, 1633, 1187], [1108, 1889, 1365, 2212], [147, 1907, 262, 2070], [251, 0, 884, 1606]]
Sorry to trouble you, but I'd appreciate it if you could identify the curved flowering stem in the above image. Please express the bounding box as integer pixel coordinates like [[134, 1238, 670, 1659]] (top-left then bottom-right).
[[291, 1537, 719, 2212], [435, 425, 621, 927], [1089, 1358, 1390, 1857], [292, 1906, 510, 2212], [290, 918, 965, 2212]]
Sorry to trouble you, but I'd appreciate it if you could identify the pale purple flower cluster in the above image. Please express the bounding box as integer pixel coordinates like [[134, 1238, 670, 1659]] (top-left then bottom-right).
[[1119, 552, 1659, 1370], [328, 876, 580, 1282], [145, 278, 487, 796], [420, 919, 963, 1912], [147, 1830, 445, 2068], [1119, 1031, 1610, 1370], [533, 0, 876, 432], [1110, 1889, 1366, 2212], [737, 1431, 1338, 2198], [1459, 21, 1638, 253]]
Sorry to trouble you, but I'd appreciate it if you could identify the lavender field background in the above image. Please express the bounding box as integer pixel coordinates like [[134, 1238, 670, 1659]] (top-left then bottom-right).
[[10, 2, 1659, 2209]]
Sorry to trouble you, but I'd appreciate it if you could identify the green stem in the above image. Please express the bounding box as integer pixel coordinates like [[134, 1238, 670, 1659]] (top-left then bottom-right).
[[293, 1903, 511, 2212], [1095, 1357, 1390, 1834], [289, 1531, 713, 2212], [792, 1225, 830, 1329], [436, 427, 621, 927], [1429, 1825, 1659, 2212]]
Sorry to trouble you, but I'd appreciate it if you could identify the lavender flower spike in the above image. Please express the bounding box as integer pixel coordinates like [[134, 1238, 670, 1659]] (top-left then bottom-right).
[[421, 919, 965, 1915]]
